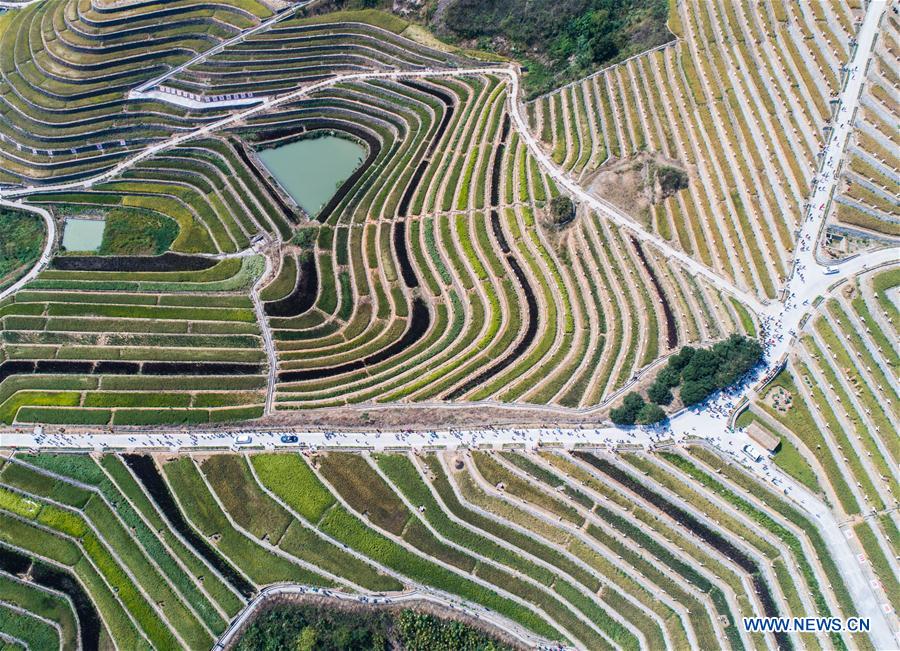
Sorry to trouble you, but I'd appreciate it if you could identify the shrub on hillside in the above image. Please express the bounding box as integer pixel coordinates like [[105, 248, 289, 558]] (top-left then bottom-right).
[[549, 195, 575, 225], [441, 0, 671, 96], [656, 166, 689, 197]]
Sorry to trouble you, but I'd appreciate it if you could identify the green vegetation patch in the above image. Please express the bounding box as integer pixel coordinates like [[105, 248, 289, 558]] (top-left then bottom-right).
[[236, 601, 513, 651], [612, 334, 762, 425], [441, 0, 671, 97], [98, 208, 178, 256], [772, 437, 821, 493], [251, 453, 335, 524], [0, 207, 44, 290]]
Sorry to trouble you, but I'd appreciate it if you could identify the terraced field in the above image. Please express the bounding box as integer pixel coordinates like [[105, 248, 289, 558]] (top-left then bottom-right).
[[530, 0, 864, 300], [739, 264, 900, 622], [0, 447, 877, 650], [0, 0, 761, 425], [0, 0, 898, 647], [827, 10, 900, 243]]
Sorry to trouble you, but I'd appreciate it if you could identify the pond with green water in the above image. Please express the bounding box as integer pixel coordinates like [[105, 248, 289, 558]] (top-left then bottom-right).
[[62, 218, 105, 252], [257, 135, 366, 216]]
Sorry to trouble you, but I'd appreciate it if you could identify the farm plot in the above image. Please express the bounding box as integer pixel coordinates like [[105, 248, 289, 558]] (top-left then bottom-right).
[[166, 11, 470, 99], [0, 449, 849, 650], [529, 0, 864, 299], [827, 13, 900, 243], [0, 0, 271, 186], [0, 257, 268, 425], [0, 0, 464, 187], [0, 0, 764, 422], [738, 264, 899, 618], [254, 73, 752, 410]]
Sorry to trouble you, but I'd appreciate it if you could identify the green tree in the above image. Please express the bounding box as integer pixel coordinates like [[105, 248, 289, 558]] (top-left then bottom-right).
[[610, 392, 645, 425], [636, 403, 666, 425], [549, 195, 575, 224], [647, 381, 673, 405], [667, 346, 695, 371], [655, 365, 681, 388], [679, 378, 715, 406]]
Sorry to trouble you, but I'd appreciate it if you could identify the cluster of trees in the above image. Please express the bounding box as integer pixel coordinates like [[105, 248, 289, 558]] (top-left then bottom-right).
[[609, 393, 666, 426], [235, 602, 512, 651], [610, 335, 763, 426], [442, 0, 671, 96]]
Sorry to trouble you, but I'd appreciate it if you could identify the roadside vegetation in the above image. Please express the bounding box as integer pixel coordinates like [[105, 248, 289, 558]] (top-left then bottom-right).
[[235, 602, 514, 651], [0, 207, 44, 290], [439, 0, 672, 97]]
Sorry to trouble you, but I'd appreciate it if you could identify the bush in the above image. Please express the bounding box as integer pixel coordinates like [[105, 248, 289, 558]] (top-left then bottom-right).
[[656, 166, 689, 197], [667, 346, 695, 371], [548, 195, 575, 225], [679, 378, 715, 406], [610, 392, 645, 425], [292, 226, 318, 249]]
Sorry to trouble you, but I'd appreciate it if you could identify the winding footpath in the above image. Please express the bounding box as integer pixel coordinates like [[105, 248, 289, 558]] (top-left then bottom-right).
[[248, 249, 279, 416], [0, 0, 897, 646]]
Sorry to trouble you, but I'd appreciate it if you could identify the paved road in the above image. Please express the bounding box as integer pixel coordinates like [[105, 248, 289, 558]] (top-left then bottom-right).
[[212, 584, 563, 650]]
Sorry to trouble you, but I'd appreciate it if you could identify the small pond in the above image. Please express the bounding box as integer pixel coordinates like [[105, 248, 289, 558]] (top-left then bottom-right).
[[62, 218, 105, 252], [257, 135, 366, 216]]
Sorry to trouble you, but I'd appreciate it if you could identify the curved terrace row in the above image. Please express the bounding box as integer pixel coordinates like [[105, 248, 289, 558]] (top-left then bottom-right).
[[529, 0, 863, 300], [0, 447, 865, 650]]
